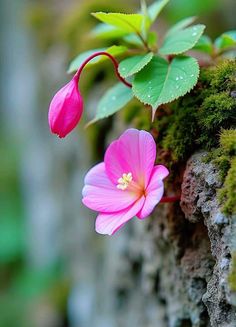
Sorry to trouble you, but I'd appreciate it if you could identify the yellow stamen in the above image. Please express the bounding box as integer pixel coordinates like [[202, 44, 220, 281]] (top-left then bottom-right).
[[117, 172, 132, 190]]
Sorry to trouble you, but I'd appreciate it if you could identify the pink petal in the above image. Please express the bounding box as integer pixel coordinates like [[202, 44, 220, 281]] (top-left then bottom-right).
[[48, 76, 83, 138], [137, 165, 169, 219], [95, 196, 145, 235], [105, 129, 156, 188], [153, 165, 169, 180], [82, 163, 139, 212]]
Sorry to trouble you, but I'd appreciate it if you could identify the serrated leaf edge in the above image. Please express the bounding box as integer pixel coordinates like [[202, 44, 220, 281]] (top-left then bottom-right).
[[89, 83, 133, 124], [165, 16, 197, 38], [154, 58, 200, 107], [118, 52, 154, 78], [92, 12, 144, 35], [132, 57, 200, 110], [159, 24, 206, 55]]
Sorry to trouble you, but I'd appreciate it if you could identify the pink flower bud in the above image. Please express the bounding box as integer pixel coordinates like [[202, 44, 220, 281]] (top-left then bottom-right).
[[48, 76, 83, 138]]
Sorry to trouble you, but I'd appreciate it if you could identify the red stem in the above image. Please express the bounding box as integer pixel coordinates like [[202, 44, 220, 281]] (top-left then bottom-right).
[[160, 195, 180, 203], [74, 51, 132, 88]]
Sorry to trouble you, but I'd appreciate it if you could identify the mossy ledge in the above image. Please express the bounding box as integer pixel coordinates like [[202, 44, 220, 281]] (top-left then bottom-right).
[[153, 59, 236, 162], [146, 59, 236, 216]]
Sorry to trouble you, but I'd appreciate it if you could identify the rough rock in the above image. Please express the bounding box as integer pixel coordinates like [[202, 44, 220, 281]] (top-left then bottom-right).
[[100, 152, 236, 327]]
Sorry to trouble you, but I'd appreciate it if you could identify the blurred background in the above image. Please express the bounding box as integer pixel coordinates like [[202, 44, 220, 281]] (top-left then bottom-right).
[[0, 1, 235, 326]]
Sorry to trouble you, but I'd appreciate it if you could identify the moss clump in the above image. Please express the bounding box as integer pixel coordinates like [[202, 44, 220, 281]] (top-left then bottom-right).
[[217, 130, 236, 215], [202, 129, 236, 215], [228, 252, 236, 292], [218, 157, 236, 216], [144, 60, 236, 163], [208, 60, 236, 92], [197, 93, 236, 148], [161, 107, 198, 162], [220, 129, 236, 155], [203, 129, 236, 171]]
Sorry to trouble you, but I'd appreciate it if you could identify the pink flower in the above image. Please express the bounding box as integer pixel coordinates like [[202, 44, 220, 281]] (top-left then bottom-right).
[[82, 129, 169, 235], [48, 76, 83, 138]]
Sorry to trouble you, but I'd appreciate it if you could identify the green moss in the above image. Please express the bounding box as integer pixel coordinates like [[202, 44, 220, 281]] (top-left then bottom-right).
[[218, 157, 236, 216], [228, 252, 236, 292], [214, 154, 231, 180], [204, 129, 236, 166], [220, 129, 236, 155], [161, 107, 198, 162], [201, 129, 236, 215], [197, 93, 236, 148], [209, 60, 236, 92], [145, 60, 236, 163]]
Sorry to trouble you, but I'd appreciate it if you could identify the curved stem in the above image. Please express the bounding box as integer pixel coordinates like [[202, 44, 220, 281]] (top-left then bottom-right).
[[160, 195, 180, 203], [74, 51, 132, 88]]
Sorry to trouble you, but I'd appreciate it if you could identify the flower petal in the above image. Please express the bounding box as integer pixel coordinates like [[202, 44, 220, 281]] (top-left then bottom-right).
[[48, 76, 83, 138], [137, 165, 169, 219], [153, 165, 169, 180], [95, 196, 145, 235], [105, 129, 156, 188], [82, 163, 139, 212]]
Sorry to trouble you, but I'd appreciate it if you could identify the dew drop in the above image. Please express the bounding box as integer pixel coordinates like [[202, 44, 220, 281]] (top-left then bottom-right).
[[122, 67, 126, 71], [192, 32, 197, 36], [176, 77, 179, 81], [148, 94, 151, 98], [180, 76, 183, 80], [191, 74, 194, 77]]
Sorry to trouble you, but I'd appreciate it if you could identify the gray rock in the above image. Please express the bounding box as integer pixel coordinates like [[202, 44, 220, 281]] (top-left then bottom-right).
[[98, 152, 236, 327]]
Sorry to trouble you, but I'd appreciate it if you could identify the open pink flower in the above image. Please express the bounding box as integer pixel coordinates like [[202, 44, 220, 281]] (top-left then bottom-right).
[[48, 75, 83, 138], [82, 129, 169, 235]]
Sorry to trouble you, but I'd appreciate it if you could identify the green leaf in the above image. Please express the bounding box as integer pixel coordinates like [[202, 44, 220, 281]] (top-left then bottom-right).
[[159, 24, 205, 55], [92, 12, 148, 35], [100, 45, 128, 60], [215, 31, 236, 51], [166, 16, 197, 37], [193, 35, 213, 54], [91, 23, 128, 39], [68, 46, 127, 73], [118, 52, 153, 78], [147, 0, 170, 22], [123, 34, 143, 46], [123, 31, 157, 48], [89, 83, 133, 124], [68, 48, 105, 73], [133, 55, 199, 117], [147, 31, 158, 48]]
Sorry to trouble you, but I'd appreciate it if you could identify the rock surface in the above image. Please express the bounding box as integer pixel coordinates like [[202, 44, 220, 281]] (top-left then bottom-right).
[[100, 152, 236, 327]]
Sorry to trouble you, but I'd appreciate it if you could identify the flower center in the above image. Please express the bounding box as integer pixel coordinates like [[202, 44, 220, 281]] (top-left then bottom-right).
[[117, 172, 133, 190]]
